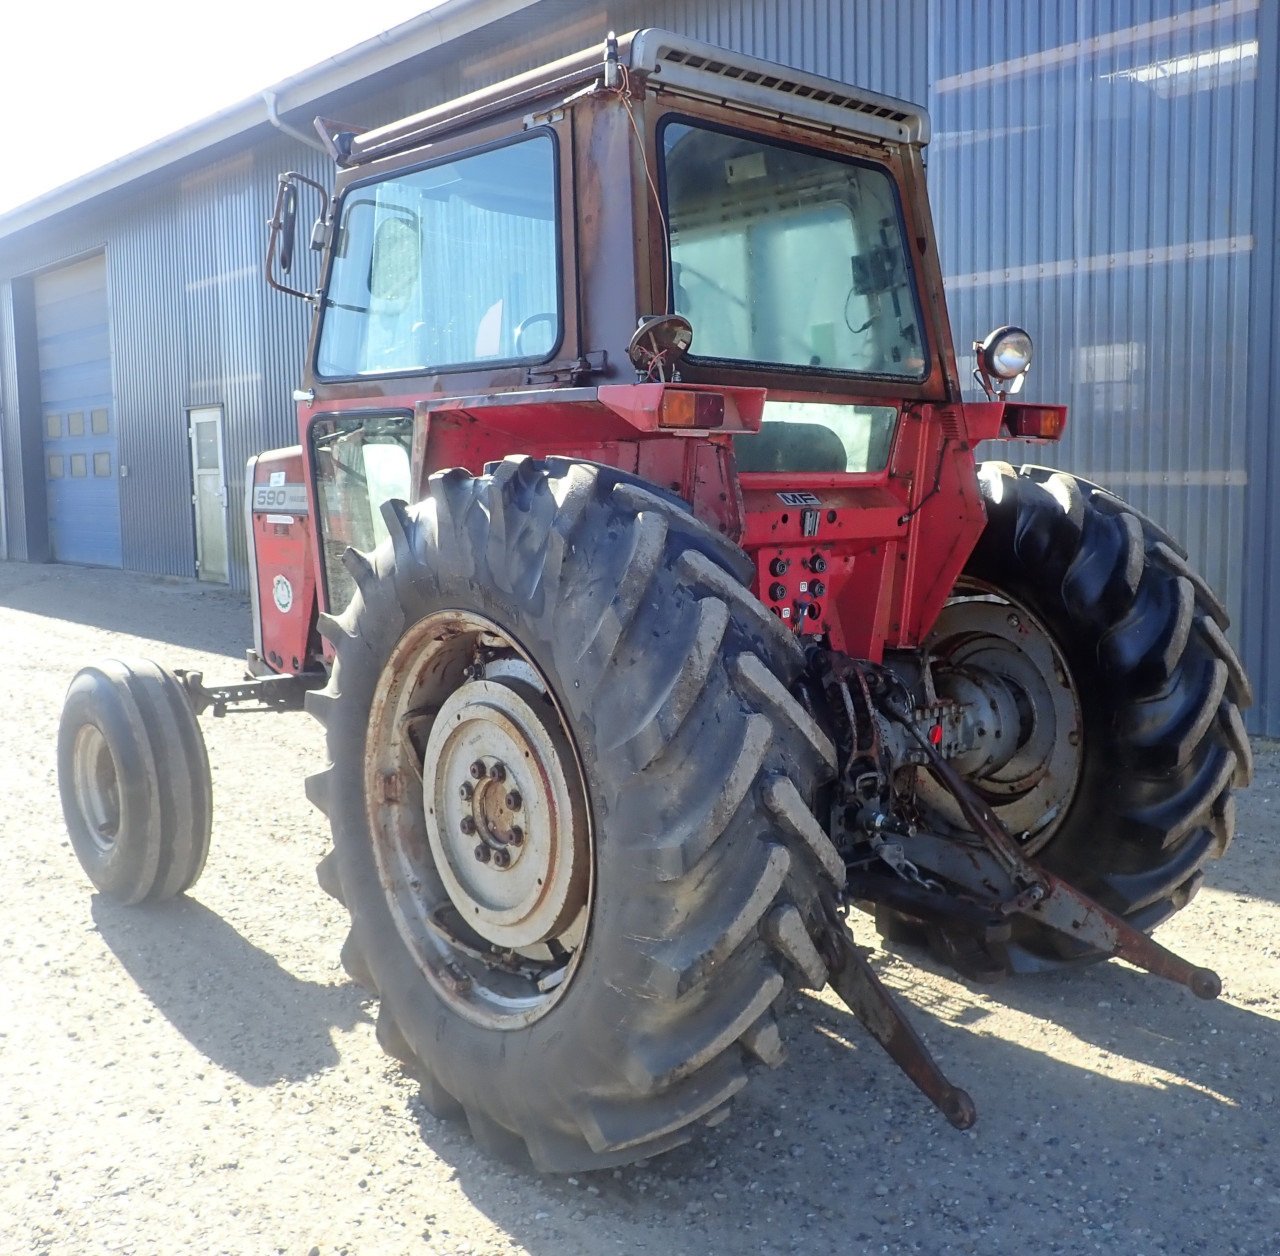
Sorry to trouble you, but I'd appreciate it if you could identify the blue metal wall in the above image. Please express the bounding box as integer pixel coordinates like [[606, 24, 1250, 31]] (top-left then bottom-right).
[[0, 0, 1275, 729]]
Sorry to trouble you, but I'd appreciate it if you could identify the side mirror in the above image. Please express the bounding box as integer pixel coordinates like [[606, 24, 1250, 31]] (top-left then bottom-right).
[[266, 172, 330, 303], [278, 183, 298, 274]]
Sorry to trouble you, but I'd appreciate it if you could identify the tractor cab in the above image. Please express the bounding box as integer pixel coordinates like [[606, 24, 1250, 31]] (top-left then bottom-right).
[[266, 29, 1060, 669]]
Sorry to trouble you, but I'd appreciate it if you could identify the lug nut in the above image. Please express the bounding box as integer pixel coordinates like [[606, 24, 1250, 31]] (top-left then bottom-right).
[[487, 762, 507, 783], [505, 790, 523, 810], [811, 579, 826, 597], [768, 581, 787, 602], [508, 825, 524, 847], [469, 760, 486, 780], [809, 554, 827, 573], [473, 843, 491, 863], [769, 556, 790, 577], [492, 848, 512, 869], [460, 816, 477, 836], [459, 782, 474, 802]]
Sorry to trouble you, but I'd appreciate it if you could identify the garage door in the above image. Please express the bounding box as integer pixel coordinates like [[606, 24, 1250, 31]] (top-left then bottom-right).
[[35, 254, 121, 567]]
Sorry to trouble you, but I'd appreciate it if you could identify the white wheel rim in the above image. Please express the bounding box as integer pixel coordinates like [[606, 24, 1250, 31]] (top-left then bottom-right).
[[425, 678, 587, 949]]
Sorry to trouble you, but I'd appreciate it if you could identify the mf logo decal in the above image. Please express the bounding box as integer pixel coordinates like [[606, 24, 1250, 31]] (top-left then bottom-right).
[[777, 490, 821, 507], [272, 575, 294, 614]]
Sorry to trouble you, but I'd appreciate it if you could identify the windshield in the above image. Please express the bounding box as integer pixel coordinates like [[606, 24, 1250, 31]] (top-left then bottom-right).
[[660, 120, 926, 380], [316, 134, 559, 378]]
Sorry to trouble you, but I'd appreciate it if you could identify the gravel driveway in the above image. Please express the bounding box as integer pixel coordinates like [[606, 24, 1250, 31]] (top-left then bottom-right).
[[2, 560, 1278, 1255]]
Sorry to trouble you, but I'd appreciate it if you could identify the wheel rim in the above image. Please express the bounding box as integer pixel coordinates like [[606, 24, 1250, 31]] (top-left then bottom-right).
[[71, 724, 121, 854], [364, 610, 592, 1029], [919, 579, 1083, 855]]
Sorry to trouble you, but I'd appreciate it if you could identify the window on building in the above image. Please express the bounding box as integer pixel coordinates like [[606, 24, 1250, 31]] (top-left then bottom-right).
[[47, 454, 64, 479], [93, 452, 111, 477], [91, 408, 110, 434], [70, 454, 87, 477], [45, 414, 61, 440], [67, 411, 85, 437]]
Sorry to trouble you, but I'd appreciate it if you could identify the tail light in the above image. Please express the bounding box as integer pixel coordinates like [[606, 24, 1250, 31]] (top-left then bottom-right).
[[658, 390, 725, 429], [1004, 404, 1067, 440]]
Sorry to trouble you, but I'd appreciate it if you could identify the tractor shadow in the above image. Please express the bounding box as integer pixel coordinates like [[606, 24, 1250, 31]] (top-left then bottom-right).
[[91, 894, 368, 1085], [0, 560, 247, 658], [868, 938, 1280, 1108], [388, 950, 1280, 1256]]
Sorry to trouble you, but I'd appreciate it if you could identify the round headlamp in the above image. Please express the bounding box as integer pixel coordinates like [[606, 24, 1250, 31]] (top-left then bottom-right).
[[979, 325, 1034, 380]]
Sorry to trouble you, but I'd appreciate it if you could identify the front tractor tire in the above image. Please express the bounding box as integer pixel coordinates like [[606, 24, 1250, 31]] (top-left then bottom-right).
[[57, 658, 213, 905], [306, 456, 842, 1172], [917, 462, 1252, 976]]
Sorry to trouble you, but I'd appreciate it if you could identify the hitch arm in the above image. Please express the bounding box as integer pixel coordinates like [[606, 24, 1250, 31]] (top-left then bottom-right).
[[880, 692, 1222, 1001], [823, 925, 977, 1130], [1028, 875, 1221, 999], [175, 668, 325, 717]]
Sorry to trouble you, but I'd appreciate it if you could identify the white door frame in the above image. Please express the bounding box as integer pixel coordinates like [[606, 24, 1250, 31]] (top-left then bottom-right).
[[188, 405, 229, 582]]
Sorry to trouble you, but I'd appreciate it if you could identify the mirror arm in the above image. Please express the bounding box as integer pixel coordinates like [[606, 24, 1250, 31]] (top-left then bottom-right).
[[265, 173, 331, 303]]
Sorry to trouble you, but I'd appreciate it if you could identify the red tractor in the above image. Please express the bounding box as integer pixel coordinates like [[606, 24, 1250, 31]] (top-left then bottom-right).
[[58, 31, 1252, 1171]]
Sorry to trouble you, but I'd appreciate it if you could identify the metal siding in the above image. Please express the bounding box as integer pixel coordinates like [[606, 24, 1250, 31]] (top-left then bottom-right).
[[0, 282, 18, 558], [1243, 0, 1279, 733], [928, 0, 1262, 726], [110, 194, 198, 582]]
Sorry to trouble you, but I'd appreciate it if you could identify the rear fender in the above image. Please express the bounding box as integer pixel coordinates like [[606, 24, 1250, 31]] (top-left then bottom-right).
[[245, 447, 318, 674]]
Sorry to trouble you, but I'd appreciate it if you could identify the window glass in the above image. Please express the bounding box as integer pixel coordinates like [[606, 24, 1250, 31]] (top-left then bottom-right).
[[662, 121, 926, 380], [310, 415, 413, 612], [91, 408, 110, 434], [67, 411, 85, 436], [735, 402, 897, 474], [195, 420, 220, 470], [70, 454, 87, 478], [47, 454, 63, 479], [45, 414, 61, 440], [317, 135, 559, 377], [93, 452, 112, 477]]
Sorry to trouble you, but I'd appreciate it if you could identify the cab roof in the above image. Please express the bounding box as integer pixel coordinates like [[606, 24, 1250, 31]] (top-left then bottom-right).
[[340, 28, 929, 166]]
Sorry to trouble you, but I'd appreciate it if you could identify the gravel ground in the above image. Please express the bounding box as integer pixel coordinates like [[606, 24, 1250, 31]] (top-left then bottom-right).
[[2, 559, 1278, 1256]]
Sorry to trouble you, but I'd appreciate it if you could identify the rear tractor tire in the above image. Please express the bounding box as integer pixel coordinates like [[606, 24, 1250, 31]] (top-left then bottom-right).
[[908, 462, 1252, 976], [57, 658, 213, 905], [306, 456, 843, 1171]]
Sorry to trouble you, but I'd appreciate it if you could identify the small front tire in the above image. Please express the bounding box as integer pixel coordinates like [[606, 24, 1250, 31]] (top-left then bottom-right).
[[57, 658, 213, 905]]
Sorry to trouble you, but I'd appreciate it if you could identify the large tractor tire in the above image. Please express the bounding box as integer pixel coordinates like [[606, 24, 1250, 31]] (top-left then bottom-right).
[[306, 456, 842, 1171], [57, 658, 213, 905], [914, 462, 1252, 977]]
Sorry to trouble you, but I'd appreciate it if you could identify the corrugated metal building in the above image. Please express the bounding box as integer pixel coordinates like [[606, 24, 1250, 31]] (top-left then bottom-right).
[[2, 0, 1277, 731]]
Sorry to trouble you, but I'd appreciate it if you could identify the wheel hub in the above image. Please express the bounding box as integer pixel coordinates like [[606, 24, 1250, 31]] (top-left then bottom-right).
[[71, 724, 121, 854], [424, 677, 588, 949], [920, 585, 1083, 853]]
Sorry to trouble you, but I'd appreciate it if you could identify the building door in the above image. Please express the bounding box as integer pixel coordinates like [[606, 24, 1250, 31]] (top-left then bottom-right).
[[189, 406, 228, 582], [35, 254, 121, 567]]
